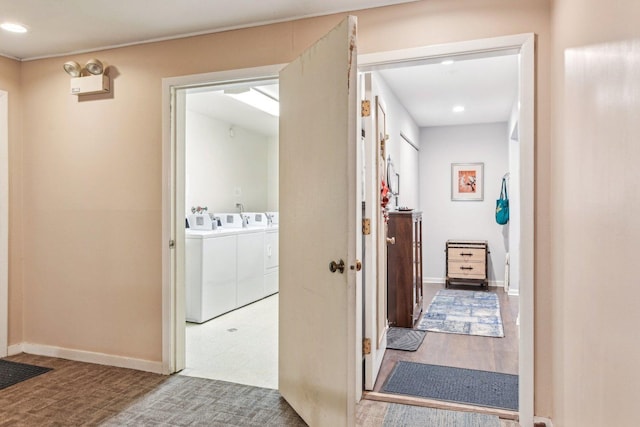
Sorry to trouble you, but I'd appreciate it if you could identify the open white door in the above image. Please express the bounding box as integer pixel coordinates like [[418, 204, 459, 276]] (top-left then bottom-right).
[[362, 77, 387, 389], [279, 16, 360, 427]]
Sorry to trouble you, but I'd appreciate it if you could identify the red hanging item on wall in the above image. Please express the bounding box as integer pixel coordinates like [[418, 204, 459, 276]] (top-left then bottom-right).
[[381, 179, 390, 207], [381, 179, 390, 222]]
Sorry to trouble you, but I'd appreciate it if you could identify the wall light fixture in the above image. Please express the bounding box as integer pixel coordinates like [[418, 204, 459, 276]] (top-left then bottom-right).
[[84, 59, 104, 75], [63, 61, 82, 77], [63, 59, 110, 96]]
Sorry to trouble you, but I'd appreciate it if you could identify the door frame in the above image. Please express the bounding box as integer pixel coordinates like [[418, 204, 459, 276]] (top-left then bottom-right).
[[162, 32, 535, 424], [358, 33, 535, 425], [161, 65, 284, 374], [0, 91, 7, 357]]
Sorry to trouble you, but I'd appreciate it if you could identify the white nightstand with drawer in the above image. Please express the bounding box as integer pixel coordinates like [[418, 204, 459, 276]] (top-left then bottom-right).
[[446, 240, 489, 288]]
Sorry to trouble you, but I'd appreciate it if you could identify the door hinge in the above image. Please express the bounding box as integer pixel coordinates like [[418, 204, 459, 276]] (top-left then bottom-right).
[[363, 338, 371, 355], [362, 218, 371, 235], [169, 239, 176, 249], [361, 100, 371, 117]]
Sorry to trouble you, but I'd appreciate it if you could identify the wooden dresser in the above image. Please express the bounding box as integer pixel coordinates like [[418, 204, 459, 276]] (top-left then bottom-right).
[[445, 240, 488, 288], [387, 211, 423, 328]]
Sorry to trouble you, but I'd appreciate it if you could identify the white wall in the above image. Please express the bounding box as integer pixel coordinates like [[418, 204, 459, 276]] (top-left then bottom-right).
[[552, 32, 640, 425], [395, 135, 420, 209], [185, 110, 273, 215], [507, 101, 521, 294], [420, 122, 509, 285], [371, 72, 420, 210]]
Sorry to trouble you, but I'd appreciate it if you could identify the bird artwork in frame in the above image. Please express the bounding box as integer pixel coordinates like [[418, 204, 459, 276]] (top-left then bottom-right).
[[451, 163, 484, 201]]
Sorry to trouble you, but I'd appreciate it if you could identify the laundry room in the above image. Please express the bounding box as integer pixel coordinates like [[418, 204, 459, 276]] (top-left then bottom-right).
[[180, 80, 280, 389]]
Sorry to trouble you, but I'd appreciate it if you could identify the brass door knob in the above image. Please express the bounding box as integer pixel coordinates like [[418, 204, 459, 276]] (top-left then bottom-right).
[[329, 259, 345, 274]]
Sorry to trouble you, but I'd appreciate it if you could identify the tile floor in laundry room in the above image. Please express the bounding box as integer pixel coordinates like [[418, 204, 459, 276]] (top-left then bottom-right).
[[180, 293, 279, 389]]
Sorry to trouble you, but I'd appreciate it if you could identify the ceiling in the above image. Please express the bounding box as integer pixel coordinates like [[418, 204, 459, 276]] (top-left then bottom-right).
[[377, 53, 519, 127], [187, 83, 280, 137], [0, 0, 418, 60], [1, 1, 518, 131], [186, 53, 519, 134]]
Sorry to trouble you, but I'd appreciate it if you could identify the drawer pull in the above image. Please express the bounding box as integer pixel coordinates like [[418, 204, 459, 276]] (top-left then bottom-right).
[[460, 252, 474, 256], [459, 266, 474, 270]]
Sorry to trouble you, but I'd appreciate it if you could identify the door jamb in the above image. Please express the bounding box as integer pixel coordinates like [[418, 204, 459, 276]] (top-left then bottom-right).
[[358, 33, 535, 426], [0, 91, 8, 358]]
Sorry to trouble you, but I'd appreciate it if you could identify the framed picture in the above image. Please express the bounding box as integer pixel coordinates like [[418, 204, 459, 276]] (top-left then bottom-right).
[[451, 163, 484, 201]]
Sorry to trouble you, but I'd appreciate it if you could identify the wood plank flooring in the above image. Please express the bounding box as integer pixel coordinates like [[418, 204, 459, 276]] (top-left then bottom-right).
[[372, 282, 520, 393], [356, 399, 521, 427], [373, 284, 519, 412], [367, 283, 520, 425]]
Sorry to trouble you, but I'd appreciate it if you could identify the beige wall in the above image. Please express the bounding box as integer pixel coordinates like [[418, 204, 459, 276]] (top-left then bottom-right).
[[551, 1, 640, 425], [11, 0, 553, 416], [0, 55, 24, 347]]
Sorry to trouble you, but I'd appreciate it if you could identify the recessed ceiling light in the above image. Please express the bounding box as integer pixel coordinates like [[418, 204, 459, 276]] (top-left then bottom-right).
[[441, 59, 454, 65], [0, 22, 28, 33], [452, 105, 465, 113]]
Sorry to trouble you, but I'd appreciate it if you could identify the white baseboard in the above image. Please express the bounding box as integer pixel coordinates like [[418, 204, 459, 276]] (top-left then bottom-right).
[[508, 288, 520, 296], [8, 343, 24, 356], [18, 343, 164, 374], [534, 416, 554, 427]]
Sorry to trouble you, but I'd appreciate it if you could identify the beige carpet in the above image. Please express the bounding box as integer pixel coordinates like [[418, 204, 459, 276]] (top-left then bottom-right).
[[1, 353, 304, 426]]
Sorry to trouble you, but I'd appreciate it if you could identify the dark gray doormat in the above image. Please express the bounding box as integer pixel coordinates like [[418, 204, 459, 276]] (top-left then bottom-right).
[[386, 327, 426, 351], [0, 359, 52, 390], [381, 361, 518, 411]]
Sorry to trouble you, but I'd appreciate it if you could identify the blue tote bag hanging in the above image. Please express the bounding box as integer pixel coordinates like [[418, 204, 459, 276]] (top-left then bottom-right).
[[496, 177, 509, 225]]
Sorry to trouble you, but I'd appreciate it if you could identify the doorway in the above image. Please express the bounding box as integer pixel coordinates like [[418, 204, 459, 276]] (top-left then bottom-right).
[[161, 64, 283, 376], [169, 78, 280, 388], [358, 33, 535, 423], [365, 51, 520, 400]]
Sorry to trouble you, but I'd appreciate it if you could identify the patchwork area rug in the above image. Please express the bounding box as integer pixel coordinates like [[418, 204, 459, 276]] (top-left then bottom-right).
[[0, 359, 52, 390], [416, 289, 504, 337], [386, 327, 426, 352], [382, 403, 501, 427], [382, 361, 519, 411]]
